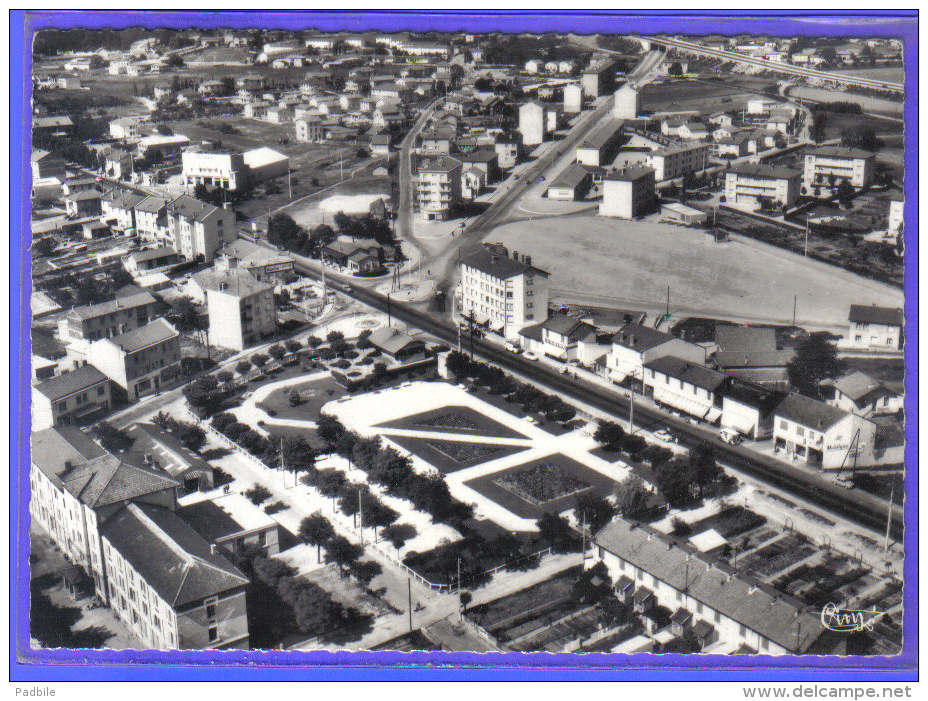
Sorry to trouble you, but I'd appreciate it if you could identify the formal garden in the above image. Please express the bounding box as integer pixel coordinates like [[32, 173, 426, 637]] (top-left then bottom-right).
[[385, 435, 530, 474]]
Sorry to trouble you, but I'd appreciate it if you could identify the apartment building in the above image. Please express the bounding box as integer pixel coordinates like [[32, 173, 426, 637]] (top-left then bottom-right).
[[614, 84, 639, 119], [576, 119, 624, 167], [643, 355, 729, 423], [86, 318, 181, 402], [101, 502, 250, 649], [645, 142, 709, 182], [518, 102, 548, 147], [295, 116, 326, 143], [724, 164, 802, 209], [847, 304, 903, 351], [166, 194, 236, 262], [581, 59, 617, 98], [417, 156, 462, 221], [599, 166, 656, 219], [29, 426, 180, 603], [593, 519, 841, 655], [804, 146, 875, 189], [133, 195, 169, 243], [192, 262, 277, 351], [494, 133, 522, 169], [59, 290, 158, 345], [460, 245, 550, 338], [32, 364, 112, 430]]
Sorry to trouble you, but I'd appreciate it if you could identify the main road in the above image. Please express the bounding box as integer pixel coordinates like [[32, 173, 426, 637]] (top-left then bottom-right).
[[291, 256, 904, 542]]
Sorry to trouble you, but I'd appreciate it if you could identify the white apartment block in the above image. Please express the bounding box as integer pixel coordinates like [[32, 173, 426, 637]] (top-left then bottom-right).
[[417, 156, 462, 221], [803, 146, 875, 189], [87, 318, 181, 402], [645, 142, 709, 182], [724, 164, 802, 209], [518, 102, 547, 147], [166, 194, 236, 262], [192, 262, 277, 351], [599, 166, 656, 219], [459, 246, 550, 338]]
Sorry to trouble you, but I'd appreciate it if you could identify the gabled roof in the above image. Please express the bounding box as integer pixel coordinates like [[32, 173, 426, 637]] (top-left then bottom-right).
[[715, 349, 794, 369], [31, 426, 107, 477], [34, 364, 109, 401], [595, 519, 826, 653], [715, 326, 777, 353], [611, 322, 673, 352], [722, 378, 786, 412], [727, 163, 801, 180], [606, 165, 655, 182], [69, 291, 157, 321], [100, 502, 248, 608], [367, 326, 424, 355], [167, 194, 222, 222], [542, 313, 596, 338], [107, 318, 178, 354], [809, 145, 874, 160], [125, 423, 214, 481], [192, 266, 273, 298], [832, 371, 899, 402], [775, 393, 849, 431], [549, 162, 590, 190], [134, 195, 168, 213], [644, 355, 727, 392], [419, 156, 462, 173], [55, 454, 180, 509], [848, 304, 903, 326], [179, 493, 276, 543]]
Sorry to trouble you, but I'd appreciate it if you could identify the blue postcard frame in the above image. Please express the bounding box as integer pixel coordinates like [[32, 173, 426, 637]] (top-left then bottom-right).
[[10, 10, 918, 681]]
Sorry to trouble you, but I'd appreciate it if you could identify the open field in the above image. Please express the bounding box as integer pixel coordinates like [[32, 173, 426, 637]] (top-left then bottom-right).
[[489, 213, 904, 327], [832, 66, 906, 83], [640, 76, 773, 114], [786, 86, 904, 117]]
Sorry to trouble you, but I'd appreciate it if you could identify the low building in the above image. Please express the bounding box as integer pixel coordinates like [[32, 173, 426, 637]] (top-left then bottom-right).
[[181, 151, 248, 191], [124, 247, 181, 275], [125, 422, 215, 494], [31, 149, 67, 182], [86, 318, 181, 403], [643, 355, 729, 423], [321, 240, 384, 274], [593, 519, 841, 655], [366, 326, 427, 363], [100, 502, 250, 649], [826, 372, 903, 418], [32, 365, 112, 430], [65, 190, 103, 218], [714, 325, 794, 389], [804, 146, 875, 189], [521, 313, 598, 361], [599, 166, 656, 219], [719, 379, 785, 440], [772, 393, 876, 469], [370, 132, 393, 155], [242, 147, 289, 184], [724, 164, 802, 209], [605, 323, 706, 390], [547, 163, 592, 201], [661, 202, 708, 225], [847, 304, 903, 351], [494, 133, 522, 170], [218, 239, 294, 282], [180, 493, 280, 556], [295, 116, 327, 143]]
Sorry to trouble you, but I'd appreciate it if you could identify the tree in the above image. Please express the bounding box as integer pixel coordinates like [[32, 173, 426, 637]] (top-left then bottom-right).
[[841, 127, 881, 152], [575, 493, 615, 533], [316, 414, 346, 448], [268, 344, 286, 362], [349, 560, 382, 585], [445, 349, 470, 378], [236, 360, 252, 375], [172, 297, 203, 334], [220, 76, 236, 96], [810, 112, 828, 144], [459, 590, 472, 620], [94, 422, 134, 452], [285, 339, 302, 355], [787, 332, 846, 398], [166, 53, 185, 68], [613, 474, 652, 519], [690, 442, 723, 496], [836, 179, 855, 209], [299, 513, 335, 563], [288, 389, 301, 407], [324, 535, 364, 576], [536, 512, 576, 552], [250, 353, 269, 369], [306, 335, 323, 349], [282, 436, 317, 483], [244, 484, 273, 505], [654, 457, 696, 508], [32, 237, 56, 257], [594, 420, 625, 452], [316, 468, 347, 510], [382, 523, 417, 557], [668, 61, 684, 76]]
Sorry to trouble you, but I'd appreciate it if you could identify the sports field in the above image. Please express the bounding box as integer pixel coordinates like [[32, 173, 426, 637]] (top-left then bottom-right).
[[488, 214, 904, 328]]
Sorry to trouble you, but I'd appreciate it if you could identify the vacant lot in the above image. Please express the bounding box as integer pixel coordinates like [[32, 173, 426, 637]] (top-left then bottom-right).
[[488, 213, 904, 328], [640, 76, 773, 114]]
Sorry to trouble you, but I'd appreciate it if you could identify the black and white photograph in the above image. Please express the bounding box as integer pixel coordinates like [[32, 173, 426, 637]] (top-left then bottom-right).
[[21, 13, 911, 666]]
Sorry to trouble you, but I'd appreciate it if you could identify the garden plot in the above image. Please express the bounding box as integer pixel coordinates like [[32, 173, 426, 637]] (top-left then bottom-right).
[[385, 435, 531, 474], [378, 405, 528, 440]]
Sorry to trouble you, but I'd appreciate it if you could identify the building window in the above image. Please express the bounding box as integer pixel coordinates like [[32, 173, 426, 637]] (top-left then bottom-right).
[[779, 420, 788, 430], [696, 602, 703, 614], [208, 625, 219, 643], [796, 427, 805, 437]]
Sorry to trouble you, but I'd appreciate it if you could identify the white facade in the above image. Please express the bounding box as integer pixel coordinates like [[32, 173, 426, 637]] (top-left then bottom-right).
[[182, 152, 248, 191], [204, 271, 277, 351], [804, 149, 874, 189], [645, 143, 709, 182], [417, 158, 462, 221], [724, 166, 801, 208], [614, 85, 639, 119], [519, 102, 546, 147], [563, 84, 583, 114], [599, 168, 656, 219]]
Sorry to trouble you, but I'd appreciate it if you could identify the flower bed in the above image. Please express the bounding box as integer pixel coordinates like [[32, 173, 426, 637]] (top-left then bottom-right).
[[493, 463, 591, 506]]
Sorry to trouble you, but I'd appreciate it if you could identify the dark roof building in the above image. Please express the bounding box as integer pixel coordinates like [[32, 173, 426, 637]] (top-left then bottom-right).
[[775, 393, 849, 431], [644, 355, 729, 393], [33, 364, 109, 402], [612, 323, 674, 353], [848, 305, 904, 327], [460, 247, 549, 280]]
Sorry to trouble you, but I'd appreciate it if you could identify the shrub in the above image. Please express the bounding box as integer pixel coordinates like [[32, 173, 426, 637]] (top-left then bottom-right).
[[264, 501, 288, 515], [245, 484, 273, 505]]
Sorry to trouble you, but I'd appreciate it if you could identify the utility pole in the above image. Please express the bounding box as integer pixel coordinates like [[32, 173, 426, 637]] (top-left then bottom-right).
[[407, 579, 413, 632], [883, 482, 894, 553], [358, 488, 364, 545], [792, 294, 797, 328], [627, 390, 635, 433], [457, 557, 461, 593], [387, 293, 392, 328], [287, 167, 292, 200], [804, 220, 809, 256], [665, 285, 670, 317]]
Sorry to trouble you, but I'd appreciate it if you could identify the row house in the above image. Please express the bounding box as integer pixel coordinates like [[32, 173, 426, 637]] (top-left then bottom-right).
[[603, 323, 706, 391], [102, 191, 146, 232], [643, 355, 730, 424], [59, 289, 158, 345], [32, 364, 112, 430]]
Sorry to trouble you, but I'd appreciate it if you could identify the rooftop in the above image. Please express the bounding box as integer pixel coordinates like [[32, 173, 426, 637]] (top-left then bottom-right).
[[48, 452, 179, 509], [69, 291, 156, 321], [809, 146, 874, 160], [33, 364, 109, 401], [549, 162, 591, 190], [461, 247, 549, 280], [715, 326, 777, 353], [419, 155, 462, 173], [167, 194, 221, 223], [848, 304, 903, 326], [100, 502, 248, 608], [125, 422, 214, 481], [606, 165, 655, 182], [179, 493, 277, 542], [611, 322, 674, 352], [644, 355, 728, 392], [722, 378, 786, 412], [107, 318, 178, 354], [193, 266, 274, 298], [833, 371, 899, 402], [129, 246, 177, 263], [243, 146, 289, 169], [367, 326, 424, 355], [727, 163, 801, 180], [134, 195, 168, 213], [595, 518, 827, 653], [775, 393, 849, 431], [31, 426, 106, 477]]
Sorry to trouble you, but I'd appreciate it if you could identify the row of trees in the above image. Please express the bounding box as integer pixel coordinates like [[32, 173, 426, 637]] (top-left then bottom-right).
[[316, 415, 474, 526]]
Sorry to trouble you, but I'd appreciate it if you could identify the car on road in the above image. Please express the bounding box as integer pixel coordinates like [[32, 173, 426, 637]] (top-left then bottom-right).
[[567, 359, 582, 368], [832, 476, 855, 490], [718, 428, 743, 445], [504, 341, 521, 353], [523, 351, 539, 361], [654, 428, 678, 443]]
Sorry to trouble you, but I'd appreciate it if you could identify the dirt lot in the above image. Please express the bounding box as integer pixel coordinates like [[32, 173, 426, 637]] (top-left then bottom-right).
[[488, 212, 904, 328], [640, 76, 773, 114]]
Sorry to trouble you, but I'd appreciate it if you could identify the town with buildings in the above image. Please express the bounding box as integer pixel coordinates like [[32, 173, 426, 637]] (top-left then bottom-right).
[[26, 26, 906, 658]]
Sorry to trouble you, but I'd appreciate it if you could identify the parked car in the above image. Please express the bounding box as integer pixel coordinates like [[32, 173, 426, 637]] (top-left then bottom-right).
[[504, 341, 521, 353], [654, 428, 678, 444], [523, 351, 539, 361], [718, 428, 743, 445], [567, 359, 582, 367], [832, 476, 854, 490]]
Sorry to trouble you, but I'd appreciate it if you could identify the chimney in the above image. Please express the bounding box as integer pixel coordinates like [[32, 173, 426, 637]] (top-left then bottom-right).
[[512, 250, 519, 260], [210, 544, 218, 555], [63, 460, 73, 473], [525, 255, 532, 266]]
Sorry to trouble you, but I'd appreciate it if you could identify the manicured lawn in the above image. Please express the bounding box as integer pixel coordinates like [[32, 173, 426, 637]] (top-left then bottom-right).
[[464, 454, 617, 519], [257, 375, 348, 421], [386, 434, 530, 474], [377, 405, 527, 440], [689, 506, 767, 539]]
